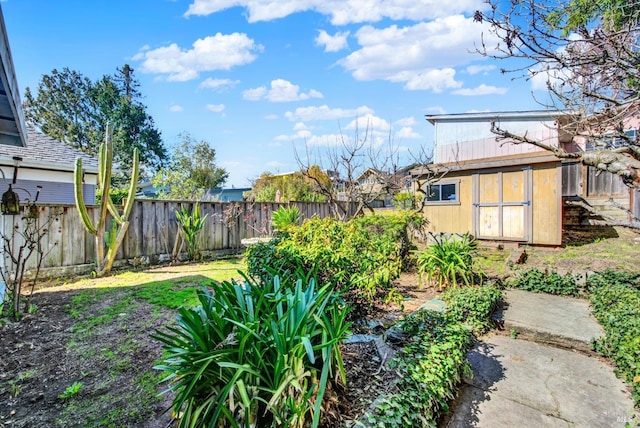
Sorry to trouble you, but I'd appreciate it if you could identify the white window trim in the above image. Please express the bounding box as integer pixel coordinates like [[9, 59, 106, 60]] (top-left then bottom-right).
[[423, 180, 461, 206]]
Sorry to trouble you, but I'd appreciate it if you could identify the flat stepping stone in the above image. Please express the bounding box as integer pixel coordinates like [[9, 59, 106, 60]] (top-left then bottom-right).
[[444, 335, 638, 427], [492, 289, 603, 352], [417, 298, 446, 312]]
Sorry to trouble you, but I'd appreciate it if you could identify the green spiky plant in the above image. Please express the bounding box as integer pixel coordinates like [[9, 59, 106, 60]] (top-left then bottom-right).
[[271, 205, 301, 234], [74, 123, 139, 277], [416, 233, 479, 290], [175, 202, 208, 261]]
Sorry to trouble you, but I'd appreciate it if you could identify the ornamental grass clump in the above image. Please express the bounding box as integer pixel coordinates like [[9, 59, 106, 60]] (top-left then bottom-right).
[[416, 233, 479, 290], [153, 270, 351, 427]]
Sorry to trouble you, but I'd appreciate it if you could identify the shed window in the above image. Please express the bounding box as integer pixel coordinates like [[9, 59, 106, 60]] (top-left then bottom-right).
[[425, 182, 459, 203]]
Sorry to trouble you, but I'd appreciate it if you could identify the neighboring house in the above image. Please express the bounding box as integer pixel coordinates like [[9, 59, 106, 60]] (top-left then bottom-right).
[[0, 6, 26, 148], [0, 128, 99, 205], [136, 181, 251, 202], [208, 188, 251, 202], [412, 110, 575, 246]]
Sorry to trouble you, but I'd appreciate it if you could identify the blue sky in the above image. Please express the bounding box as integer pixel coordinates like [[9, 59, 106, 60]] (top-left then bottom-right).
[[2, 0, 542, 187]]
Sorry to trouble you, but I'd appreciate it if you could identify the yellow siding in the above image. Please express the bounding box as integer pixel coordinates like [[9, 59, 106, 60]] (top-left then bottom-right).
[[421, 162, 561, 246], [532, 163, 561, 245], [424, 174, 473, 234]]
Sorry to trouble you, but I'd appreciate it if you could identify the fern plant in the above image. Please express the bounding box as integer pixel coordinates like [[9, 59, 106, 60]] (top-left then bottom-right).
[[175, 202, 208, 260], [416, 233, 479, 290]]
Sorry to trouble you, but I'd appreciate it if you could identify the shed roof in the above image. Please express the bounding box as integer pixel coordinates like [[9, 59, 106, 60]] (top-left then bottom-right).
[[425, 110, 571, 125], [0, 127, 99, 173]]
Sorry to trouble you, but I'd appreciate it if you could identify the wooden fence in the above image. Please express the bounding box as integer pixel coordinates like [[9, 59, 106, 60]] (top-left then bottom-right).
[[0, 200, 352, 277], [562, 161, 627, 197]]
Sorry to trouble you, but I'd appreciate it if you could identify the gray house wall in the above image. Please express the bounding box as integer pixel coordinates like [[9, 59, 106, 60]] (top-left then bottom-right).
[[0, 178, 95, 205]]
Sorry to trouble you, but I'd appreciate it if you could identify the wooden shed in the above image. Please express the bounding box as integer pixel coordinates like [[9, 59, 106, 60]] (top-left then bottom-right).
[[413, 111, 573, 246]]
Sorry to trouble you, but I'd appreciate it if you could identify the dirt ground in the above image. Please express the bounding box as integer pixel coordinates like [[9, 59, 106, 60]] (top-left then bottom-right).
[[1, 226, 639, 427]]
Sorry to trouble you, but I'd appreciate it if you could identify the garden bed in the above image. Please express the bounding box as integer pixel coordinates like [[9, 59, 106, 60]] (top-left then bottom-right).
[[0, 266, 439, 428]]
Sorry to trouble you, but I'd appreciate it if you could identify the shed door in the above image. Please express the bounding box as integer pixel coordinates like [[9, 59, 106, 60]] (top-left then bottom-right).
[[473, 168, 532, 241]]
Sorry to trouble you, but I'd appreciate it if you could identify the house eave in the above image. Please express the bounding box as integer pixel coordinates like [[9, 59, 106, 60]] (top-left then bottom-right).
[[411, 153, 561, 177], [0, 5, 27, 148], [0, 157, 99, 175], [425, 110, 573, 125]]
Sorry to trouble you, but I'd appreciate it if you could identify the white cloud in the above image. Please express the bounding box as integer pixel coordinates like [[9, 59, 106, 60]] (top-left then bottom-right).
[[285, 104, 374, 121], [404, 68, 462, 92], [243, 87, 268, 101], [396, 127, 421, 138], [466, 64, 496, 75], [199, 77, 240, 90], [345, 114, 390, 132], [243, 79, 323, 102], [274, 122, 314, 142], [337, 16, 499, 91], [184, 0, 484, 25], [452, 84, 507, 96], [169, 105, 184, 112], [134, 33, 262, 81], [264, 114, 279, 120], [394, 116, 416, 127], [206, 103, 225, 112], [315, 30, 349, 52], [275, 113, 422, 148]]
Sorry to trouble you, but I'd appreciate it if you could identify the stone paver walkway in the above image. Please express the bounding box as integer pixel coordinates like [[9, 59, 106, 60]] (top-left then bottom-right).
[[444, 290, 638, 428]]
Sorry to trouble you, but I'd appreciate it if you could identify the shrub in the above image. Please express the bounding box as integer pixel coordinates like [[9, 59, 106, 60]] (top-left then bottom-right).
[[352, 212, 424, 269], [442, 285, 503, 334], [416, 233, 479, 290], [587, 270, 640, 405], [153, 271, 351, 428], [508, 268, 580, 296], [246, 214, 418, 312]]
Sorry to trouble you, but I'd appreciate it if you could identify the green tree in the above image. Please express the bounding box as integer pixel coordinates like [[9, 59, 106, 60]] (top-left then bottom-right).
[[248, 167, 329, 202], [547, 0, 639, 34], [23, 65, 167, 181], [152, 133, 228, 200]]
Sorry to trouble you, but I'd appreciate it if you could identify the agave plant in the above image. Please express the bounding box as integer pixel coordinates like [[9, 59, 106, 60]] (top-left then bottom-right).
[[153, 270, 351, 428], [175, 202, 208, 260], [416, 233, 479, 290]]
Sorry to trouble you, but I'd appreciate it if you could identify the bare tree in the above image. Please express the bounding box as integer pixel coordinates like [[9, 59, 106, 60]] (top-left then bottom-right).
[[295, 119, 445, 220], [475, 1, 640, 187]]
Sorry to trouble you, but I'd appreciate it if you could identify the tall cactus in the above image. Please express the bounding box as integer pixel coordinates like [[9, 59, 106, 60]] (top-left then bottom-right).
[[74, 123, 139, 276]]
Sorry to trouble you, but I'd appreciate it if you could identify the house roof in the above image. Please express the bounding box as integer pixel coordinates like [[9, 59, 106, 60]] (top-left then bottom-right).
[[425, 110, 571, 125], [0, 127, 99, 173], [0, 5, 27, 147]]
